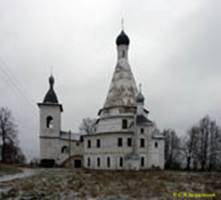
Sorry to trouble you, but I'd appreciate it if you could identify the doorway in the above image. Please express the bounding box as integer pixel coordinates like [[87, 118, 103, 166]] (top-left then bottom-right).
[[74, 159, 82, 168]]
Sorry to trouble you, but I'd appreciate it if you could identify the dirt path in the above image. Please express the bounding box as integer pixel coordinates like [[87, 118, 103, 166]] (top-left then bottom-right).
[[0, 168, 37, 183]]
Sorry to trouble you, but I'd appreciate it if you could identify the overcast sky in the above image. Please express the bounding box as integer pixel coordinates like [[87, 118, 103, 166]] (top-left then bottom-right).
[[0, 0, 220, 160]]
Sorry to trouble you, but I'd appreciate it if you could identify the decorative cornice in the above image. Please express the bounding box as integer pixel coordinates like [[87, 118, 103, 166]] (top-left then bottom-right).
[[37, 102, 63, 112]]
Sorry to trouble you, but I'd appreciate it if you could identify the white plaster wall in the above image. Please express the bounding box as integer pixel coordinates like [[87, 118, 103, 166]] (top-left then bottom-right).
[[83, 123, 165, 170], [84, 153, 127, 170], [40, 137, 84, 165], [39, 105, 61, 137], [38, 104, 164, 169], [84, 133, 134, 170], [39, 104, 61, 163], [136, 125, 153, 168], [83, 132, 154, 170], [96, 115, 134, 133], [58, 139, 83, 165], [84, 133, 133, 154], [148, 139, 165, 169], [40, 138, 60, 161], [135, 124, 165, 169], [158, 139, 165, 169]]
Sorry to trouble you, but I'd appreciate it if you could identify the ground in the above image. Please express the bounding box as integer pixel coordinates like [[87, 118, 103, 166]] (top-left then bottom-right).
[[0, 164, 22, 177], [0, 168, 220, 199]]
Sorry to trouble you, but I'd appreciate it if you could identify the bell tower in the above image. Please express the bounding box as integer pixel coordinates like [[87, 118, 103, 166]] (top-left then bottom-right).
[[37, 75, 63, 166]]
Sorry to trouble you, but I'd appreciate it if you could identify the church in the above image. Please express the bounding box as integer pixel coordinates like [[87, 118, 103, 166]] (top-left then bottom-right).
[[38, 28, 165, 170]]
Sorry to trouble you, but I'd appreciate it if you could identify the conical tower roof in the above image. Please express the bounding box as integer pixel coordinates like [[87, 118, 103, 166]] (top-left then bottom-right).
[[38, 74, 63, 112], [104, 61, 138, 108], [103, 30, 138, 109]]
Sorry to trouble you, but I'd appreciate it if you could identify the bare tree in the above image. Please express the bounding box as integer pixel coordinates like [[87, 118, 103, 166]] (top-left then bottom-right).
[[208, 120, 221, 171], [182, 126, 200, 170], [0, 107, 25, 164], [184, 115, 221, 171], [199, 116, 210, 170], [79, 117, 96, 135], [163, 129, 182, 169]]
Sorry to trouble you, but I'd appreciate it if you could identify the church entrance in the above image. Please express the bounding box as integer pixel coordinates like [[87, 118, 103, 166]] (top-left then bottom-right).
[[62, 155, 83, 168], [74, 159, 82, 168], [40, 159, 55, 167]]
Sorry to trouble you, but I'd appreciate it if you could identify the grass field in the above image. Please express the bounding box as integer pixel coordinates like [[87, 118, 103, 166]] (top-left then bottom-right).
[[0, 168, 220, 199], [0, 164, 22, 177]]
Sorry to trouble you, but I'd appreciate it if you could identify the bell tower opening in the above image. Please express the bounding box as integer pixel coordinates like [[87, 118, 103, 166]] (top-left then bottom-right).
[[46, 116, 53, 128]]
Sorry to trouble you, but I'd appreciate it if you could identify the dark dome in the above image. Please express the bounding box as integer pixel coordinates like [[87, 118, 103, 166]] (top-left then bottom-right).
[[43, 75, 59, 104], [116, 30, 130, 46], [49, 75, 54, 85], [136, 92, 144, 103], [43, 89, 58, 103]]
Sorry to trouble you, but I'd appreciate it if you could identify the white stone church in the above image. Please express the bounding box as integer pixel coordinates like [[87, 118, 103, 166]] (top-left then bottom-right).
[[38, 29, 165, 170]]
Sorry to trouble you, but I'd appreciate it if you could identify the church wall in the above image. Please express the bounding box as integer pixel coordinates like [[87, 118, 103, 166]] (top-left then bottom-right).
[[38, 29, 165, 170], [96, 116, 134, 133], [148, 139, 165, 169], [39, 104, 62, 165], [84, 152, 152, 170], [39, 105, 61, 137], [84, 153, 128, 170], [58, 139, 83, 165], [84, 133, 133, 154], [84, 133, 134, 169], [40, 137, 61, 162], [83, 131, 161, 170]]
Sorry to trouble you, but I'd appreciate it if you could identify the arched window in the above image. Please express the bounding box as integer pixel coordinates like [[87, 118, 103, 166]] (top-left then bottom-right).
[[141, 157, 145, 167], [96, 139, 100, 148], [97, 157, 101, 168], [140, 138, 145, 148], [127, 138, 132, 147], [61, 146, 69, 154], [107, 157, 111, 168], [46, 116, 53, 128], [122, 50, 125, 58], [119, 157, 123, 168], [122, 119, 128, 129], [87, 157, 91, 167], [118, 138, 123, 147], [87, 140, 91, 148]]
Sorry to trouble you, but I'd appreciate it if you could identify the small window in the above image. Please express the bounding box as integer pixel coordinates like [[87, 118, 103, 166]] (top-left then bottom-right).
[[119, 157, 123, 167], [141, 157, 145, 167], [140, 128, 144, 134], [87, 140, 91, 148], [122, 50, 125, 58], [118, 138, 123, 147], [140, 138, 145, 148], [155, 142, 158, 148], [122, 119, 128, 129], [97, 157, 101, 168], [87, 157, 91, 167], [107, 157, 111, 168], [61, 146, 69, 154], [127, 138, 132, 147], [96, 139, 100, 148], [46, 116, 53, 128]]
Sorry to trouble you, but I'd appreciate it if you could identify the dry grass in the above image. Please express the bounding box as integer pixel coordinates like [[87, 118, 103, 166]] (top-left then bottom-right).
[[0, 164, 22, 176], [0, 168, 220, 199]]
